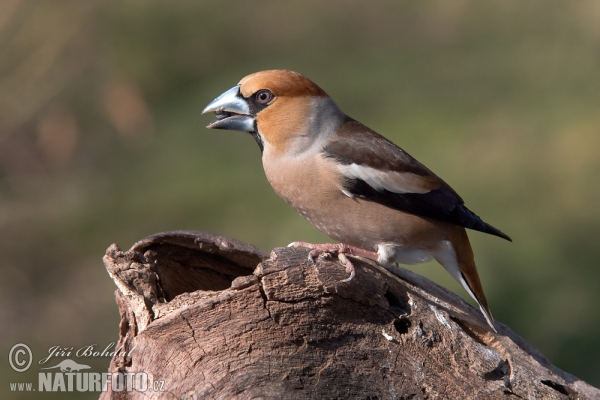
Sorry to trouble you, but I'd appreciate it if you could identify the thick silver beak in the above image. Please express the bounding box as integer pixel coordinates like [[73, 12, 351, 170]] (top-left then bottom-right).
[[202, 85, 255, 132]]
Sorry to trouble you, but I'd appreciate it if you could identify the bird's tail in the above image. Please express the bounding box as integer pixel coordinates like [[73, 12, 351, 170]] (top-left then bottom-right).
[[435, 228, 496, 332]]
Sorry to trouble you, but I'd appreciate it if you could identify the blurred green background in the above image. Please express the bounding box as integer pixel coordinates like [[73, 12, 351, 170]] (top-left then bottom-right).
[[1, 1, 599, 398]]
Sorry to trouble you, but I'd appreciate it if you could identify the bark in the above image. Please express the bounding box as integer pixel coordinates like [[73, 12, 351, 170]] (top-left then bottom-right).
[[100, 231, 598, 399]]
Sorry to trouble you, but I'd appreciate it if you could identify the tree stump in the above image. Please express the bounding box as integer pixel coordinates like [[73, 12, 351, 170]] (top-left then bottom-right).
[[100, 231, 598, 399]]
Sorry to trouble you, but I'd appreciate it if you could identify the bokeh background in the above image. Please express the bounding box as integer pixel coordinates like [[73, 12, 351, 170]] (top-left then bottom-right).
[[1, 1, 599, 398]]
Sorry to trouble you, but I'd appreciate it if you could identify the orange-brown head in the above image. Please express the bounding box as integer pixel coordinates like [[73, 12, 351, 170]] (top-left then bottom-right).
[[203, 70, 342, 154], [238, 70, 327, 99]]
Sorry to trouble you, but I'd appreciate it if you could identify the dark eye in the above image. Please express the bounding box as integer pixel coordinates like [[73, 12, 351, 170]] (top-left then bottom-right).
[[256, 90, 273, 104]]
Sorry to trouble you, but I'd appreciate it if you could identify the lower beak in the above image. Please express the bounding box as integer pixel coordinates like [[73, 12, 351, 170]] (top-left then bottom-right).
[[202, 85, 255, 132]]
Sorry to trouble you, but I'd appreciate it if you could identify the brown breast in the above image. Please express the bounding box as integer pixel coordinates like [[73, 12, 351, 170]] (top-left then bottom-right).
[[262, 152, 448, 252]]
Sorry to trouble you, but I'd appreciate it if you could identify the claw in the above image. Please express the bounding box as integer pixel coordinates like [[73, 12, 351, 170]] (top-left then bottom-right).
[[338, 253, 355, 282], [287, 241, 378, 283], [308, 251, 318, 263]]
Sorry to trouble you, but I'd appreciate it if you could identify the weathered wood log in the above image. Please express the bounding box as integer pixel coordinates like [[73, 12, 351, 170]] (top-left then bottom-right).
[[100, 231, 598, 399]]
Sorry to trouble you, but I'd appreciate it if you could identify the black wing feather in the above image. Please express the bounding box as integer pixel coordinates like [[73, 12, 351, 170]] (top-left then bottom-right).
[[343, 178, 512, 242]]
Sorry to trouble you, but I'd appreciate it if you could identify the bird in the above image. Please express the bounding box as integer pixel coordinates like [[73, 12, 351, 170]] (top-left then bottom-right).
[[202, 70, 511, 331]]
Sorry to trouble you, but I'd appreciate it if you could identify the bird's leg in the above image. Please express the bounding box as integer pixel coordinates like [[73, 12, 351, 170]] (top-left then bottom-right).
[[287, 242, 379, 282]]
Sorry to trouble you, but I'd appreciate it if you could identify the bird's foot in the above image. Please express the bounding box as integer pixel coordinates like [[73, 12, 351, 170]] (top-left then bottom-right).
[[287, 242, 378, 282]]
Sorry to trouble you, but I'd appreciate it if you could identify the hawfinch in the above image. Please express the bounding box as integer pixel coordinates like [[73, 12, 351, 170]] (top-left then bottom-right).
[[202, 70, 511, 331]]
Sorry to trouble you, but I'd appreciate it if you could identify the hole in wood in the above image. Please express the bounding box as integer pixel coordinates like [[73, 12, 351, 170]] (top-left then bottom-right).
[[146, 244, 256, 300], [394, 318, 412, 335]]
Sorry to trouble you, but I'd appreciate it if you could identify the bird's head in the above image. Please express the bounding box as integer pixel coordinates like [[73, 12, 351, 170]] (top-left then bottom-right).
[[202, 70, 344, 153]]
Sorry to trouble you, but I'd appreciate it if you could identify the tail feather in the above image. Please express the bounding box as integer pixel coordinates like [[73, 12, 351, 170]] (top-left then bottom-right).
[[459, 271, 495, 332], [435, 228, 496, 332]]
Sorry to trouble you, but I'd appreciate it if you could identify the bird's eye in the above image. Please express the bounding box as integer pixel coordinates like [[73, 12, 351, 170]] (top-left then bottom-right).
[[256, 90, 274, 105]]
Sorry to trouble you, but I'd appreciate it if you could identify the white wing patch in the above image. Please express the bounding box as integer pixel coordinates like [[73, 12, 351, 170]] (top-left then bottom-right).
[[337, 163, 432, 194], [341, 189, 355, 198]]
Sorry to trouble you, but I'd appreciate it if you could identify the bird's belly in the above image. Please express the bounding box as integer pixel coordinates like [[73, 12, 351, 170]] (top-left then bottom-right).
[[287, 190, 445, 257]]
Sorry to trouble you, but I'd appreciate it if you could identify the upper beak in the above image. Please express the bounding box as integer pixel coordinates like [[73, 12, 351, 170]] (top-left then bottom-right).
[[202, 85, 255, 132]]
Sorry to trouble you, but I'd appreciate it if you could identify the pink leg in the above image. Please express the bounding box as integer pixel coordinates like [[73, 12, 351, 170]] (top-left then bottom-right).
[[288, 242, 379, 282]]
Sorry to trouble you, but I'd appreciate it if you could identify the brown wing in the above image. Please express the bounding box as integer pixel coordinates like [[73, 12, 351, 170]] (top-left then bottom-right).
[[323, 118, 511, 241]]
